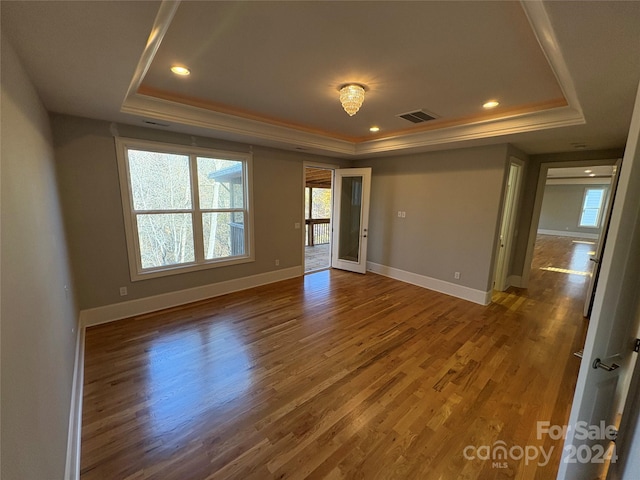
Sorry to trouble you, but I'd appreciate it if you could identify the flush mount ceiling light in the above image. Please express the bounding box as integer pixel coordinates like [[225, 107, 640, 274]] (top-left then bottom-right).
[[339, 84, 366, 116], [170, 65, 190, 76], [483, 100, 500, 109], [585, 169, 593, 173]]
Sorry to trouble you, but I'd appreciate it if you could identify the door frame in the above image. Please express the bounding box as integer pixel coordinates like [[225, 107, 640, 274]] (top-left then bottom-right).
[[520, 158, 621, 288], [583, 159, 621, 318]]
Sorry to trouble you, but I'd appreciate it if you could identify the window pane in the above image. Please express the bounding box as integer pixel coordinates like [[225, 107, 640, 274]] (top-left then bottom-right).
[[338, 176, 363, 262], [136, 213, 194, 269], [128, 150, 191, 210], [197, 157, 244, 209], [584, 189, 604, 209], [203, 212, 245, 259], [580, 209, 599, 227], [580, 188, 605, 227]]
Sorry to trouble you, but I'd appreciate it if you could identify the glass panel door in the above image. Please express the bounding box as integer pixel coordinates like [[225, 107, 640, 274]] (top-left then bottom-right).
[[331, 168, 371, 274], [338, 176, 363, 262]]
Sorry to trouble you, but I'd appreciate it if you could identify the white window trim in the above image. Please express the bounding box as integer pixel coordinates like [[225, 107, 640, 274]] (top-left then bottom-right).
[[578, 187, 606, 229], [115, 137, 255, 281]]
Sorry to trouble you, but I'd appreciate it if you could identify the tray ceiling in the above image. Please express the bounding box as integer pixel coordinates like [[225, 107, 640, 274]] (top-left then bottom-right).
[[3, 1, 640, 157]]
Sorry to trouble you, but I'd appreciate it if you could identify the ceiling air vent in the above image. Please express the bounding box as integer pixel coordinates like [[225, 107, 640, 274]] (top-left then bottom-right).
[[397, 109, 438, 124]]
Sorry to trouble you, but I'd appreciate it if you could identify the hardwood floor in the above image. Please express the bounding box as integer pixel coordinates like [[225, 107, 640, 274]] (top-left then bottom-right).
[[81, 235, 592, 479]]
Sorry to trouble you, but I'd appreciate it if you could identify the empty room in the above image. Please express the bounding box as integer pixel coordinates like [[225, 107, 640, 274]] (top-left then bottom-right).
[[3, 2, 640, 480]]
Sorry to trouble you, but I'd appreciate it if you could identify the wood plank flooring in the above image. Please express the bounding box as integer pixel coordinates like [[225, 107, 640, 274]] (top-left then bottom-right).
[[81, 235, 592, 479]]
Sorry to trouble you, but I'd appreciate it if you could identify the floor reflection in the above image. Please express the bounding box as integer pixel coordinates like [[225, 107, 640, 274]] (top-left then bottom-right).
[[304, 268, 331, 298], [540, 266, 590, 276], [532, 234, 598, 298], [146, 321, 251, 436]]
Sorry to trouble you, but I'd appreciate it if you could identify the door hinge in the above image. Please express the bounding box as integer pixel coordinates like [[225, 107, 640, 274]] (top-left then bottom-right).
[[634, 338, 640, 353]]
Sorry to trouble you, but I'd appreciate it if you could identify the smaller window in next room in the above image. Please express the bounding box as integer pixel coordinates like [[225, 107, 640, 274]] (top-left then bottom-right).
[[579, 187, 606, 228]]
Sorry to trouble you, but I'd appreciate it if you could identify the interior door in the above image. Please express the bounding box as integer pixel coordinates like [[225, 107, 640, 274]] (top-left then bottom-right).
[[494, 161, 522, 291], [557, 85, 640, 480], [331, 168, 371, 274], [583, 160, 621, 318]]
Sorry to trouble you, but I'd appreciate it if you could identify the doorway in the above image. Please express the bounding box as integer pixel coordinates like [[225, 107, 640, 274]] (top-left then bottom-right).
[[522, 161, 618, 314], [304, 167, 333, 273], [517, 159, 625, 480]]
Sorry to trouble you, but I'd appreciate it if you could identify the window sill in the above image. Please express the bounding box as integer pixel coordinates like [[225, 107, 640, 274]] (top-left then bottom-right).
[[130, 255, 255, 282]]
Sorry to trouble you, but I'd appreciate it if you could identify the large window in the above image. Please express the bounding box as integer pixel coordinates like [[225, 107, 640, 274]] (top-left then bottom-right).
[[579, 187, 606, 228], [116, 138, 253, 280]]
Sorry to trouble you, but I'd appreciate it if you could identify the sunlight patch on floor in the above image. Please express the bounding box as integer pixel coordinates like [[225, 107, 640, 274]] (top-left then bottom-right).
[[540, 266, 590, 276]]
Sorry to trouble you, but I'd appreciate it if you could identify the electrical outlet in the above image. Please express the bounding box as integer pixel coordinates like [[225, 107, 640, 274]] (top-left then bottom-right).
[[294, 222, 301, 229], [119, 286, 128, 296], [454, 272, 461, 280], [275, 259, 280, 266]]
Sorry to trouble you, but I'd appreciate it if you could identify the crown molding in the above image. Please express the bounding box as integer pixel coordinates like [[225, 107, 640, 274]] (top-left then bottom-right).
[[122, 93, 358, 156], [121, 0, 585, 158], [354, 105, 584, 156], [520, 0, 583, 117]]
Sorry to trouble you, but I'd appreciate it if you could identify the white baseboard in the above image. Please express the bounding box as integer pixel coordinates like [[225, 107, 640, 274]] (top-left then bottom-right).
[[537, 229, 599, 239], [64, 320, 85, 480], [367, 262, 492, 306], [80, 266, 303, 327]]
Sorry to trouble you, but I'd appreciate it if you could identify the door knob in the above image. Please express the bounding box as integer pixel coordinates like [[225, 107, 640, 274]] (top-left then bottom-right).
[[592, 358, 620, 371]]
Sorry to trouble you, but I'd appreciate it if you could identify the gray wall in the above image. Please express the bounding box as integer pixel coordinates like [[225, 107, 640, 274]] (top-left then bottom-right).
[[1, 37, 78, 479], [538, 183, 609, 235], [52, 114, 345, 310], [359, 144, 509, 293]]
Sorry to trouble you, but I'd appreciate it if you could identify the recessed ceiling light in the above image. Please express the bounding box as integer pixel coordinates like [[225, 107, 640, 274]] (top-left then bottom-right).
[[369, 126, 380, 133], [483, 100, 499, 109], [589, 173, 596, 177], [170, 65, 190, 76], [584, 169, 593, 173]]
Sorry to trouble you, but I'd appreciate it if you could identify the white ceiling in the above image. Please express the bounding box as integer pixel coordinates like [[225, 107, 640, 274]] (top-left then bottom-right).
[[2, 1, 640, 158]]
